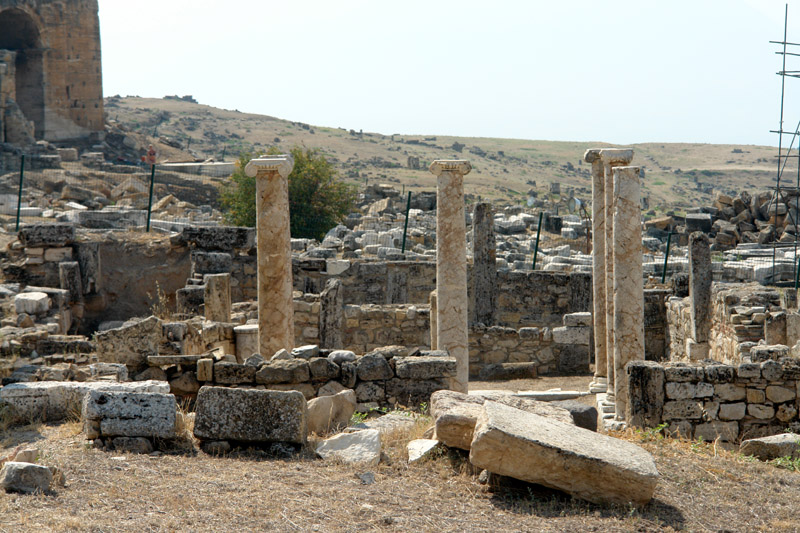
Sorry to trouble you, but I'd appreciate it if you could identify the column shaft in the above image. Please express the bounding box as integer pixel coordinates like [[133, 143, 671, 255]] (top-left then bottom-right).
[[586, 151, 607, 392], [613, 166, 645, 420]]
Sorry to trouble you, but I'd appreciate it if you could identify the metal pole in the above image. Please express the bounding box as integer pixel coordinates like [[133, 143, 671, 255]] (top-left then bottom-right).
[[532, 211, 543, 270], [14, 155, 25, 232], [795, 253, 800, 290], [661, 232, 673, 284], [401, 191, 412, 253], [146, 163, 156, 232]]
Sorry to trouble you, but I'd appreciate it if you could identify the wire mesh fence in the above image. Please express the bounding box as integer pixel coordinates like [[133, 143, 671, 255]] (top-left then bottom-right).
[[0, 153, 228, 232]]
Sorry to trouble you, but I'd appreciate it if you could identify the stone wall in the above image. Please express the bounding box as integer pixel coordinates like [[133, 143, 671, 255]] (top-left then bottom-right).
[[628, 359, 800, 443], [0, 0, 104, 141]]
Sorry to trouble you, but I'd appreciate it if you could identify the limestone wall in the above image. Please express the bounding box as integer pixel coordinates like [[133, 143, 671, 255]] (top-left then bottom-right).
[[628, 359, 800, 443]]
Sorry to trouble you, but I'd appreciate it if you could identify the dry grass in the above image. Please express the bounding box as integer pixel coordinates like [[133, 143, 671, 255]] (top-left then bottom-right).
[[3, 409, 800, 532]]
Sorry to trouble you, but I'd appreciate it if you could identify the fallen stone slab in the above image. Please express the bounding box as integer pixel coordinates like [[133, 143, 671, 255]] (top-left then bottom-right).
[[0, 462, 53, 494], [515, 389, 588, 401], [193, 387, 307, 444], [469, 401, 659, 506], [316, 429, 381, 467], [0, 381, 170, 422], [740, 433, 800, 461], [82, 390, 177, 440], [407, 439, 440, 463], [353, 412, 419, 435], [307, 389, 356, 435], [551, 400, 598, 432], [430, 390, 573, 450]]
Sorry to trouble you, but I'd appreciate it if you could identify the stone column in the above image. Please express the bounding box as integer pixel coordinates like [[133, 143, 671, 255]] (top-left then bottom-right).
[[245, 155, 295, 356], [430, 160, 471, 393], [471, 202, 496, 326], [319, 278, 344, 349], [688, 232, 711, 344], [599, 149, 634, 402], [429, 290, 438, 350], [612, 166, 645, 420], [584, 150, 607, 393], [204, 273, 231, 323]]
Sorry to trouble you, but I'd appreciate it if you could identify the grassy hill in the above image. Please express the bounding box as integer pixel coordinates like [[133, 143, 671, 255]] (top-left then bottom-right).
[[105, 96, 786, 214]]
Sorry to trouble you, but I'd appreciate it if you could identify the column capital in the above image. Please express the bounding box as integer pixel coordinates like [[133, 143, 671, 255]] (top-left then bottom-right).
[[429, 160, 472, 176], [583, 149, 602, 163], [598, 149, 634, 166], [245, 155, 294, 178]]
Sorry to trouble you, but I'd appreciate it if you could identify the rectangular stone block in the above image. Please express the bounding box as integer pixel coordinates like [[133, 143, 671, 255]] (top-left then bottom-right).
[[469, 401, 659, 506], [82, 390, 177, 439], [213, 362, 256, 384], [394, 356, 456, 380], [552, 326, 590, 345], [662, 400, 703, 420], [193, 387, 307, 444], [693, 421, 738, 442], [719, 402, 746, 421]]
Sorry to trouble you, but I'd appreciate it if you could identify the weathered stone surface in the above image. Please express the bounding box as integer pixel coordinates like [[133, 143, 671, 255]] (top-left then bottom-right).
[[662, 400, 703, 420], [319, 279, 344, 349], [14, 292, 50, 315], [431, 160, 471, 392], [181, 226, 254, 252], [355, 381, 385, 403], [693, 421, 738, 442], [0, 462, 53, 494], [249, 156, 295, 355], [469, 401, 659, 506], [308, 358, 340, 381], [0, 381, 170, 422], [407, 439, 441, 463], [430, 390, 572, 450], [471, 202, 497, 326], [477, 362, 538, 381], [385, 378, 448, 407], [193, 387, 307, 444], [204, 273, 231, 323], [740, 433, 800, 460], [719, 402, 746, 421], [551, 400, 598, 432], [292, 345, 319, 359], [82, 391, 177, 439], [111, 437, 154, 454], [213, 363, 256, 384], [689, 232, 712, 343], [394, 356, 456, 380], [19, 224, 75, 247], [197, 358, 213, 381], [356, 353, 394, 381], [315, 429, 380, 466], [626, 361, 665, 428], [169, 372, 200, 396], [328, 350, 356, 364], [94, 316, 161, 371], [255, 359, 310, 384], [766, 385, 795, 403], [306, 389, 356, 435]]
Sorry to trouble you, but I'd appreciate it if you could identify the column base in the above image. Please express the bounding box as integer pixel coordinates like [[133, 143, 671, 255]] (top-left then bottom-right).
[[595, 392, 626, 432], [589, 376, 608, 394]]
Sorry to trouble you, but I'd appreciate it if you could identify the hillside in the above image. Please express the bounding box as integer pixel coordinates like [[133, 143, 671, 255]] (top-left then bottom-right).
[[105, 96, 786, 213]]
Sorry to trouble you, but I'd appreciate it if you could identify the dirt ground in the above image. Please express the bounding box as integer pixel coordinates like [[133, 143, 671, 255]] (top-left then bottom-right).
[[2, 374, 800, 532]]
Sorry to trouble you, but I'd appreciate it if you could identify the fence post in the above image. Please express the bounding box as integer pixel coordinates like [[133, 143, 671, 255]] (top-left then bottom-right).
[[146, 164, 156, 232], [15, 155, 25, 232], [531, 211, 544, 271], [661, 232, 673, 284], [795, 254, 800, 290], [401, 191, 412, 253]]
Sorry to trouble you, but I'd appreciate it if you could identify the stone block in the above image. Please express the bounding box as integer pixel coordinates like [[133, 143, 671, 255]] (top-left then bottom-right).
[[747, 388, 766, 403], [563, 312, 592, 327], [477, 362, 538, 381], [719, 402, 746, 421], [766, 385, 795, 403], [44, 247, 73, 262], [385, 378, 448, 407], [193, 387, 306, 444], [761, 360, 784, 381], [693, 421, 738, 442], [469, 401, 659, 506], [94, 316, 161, 371], [664, 365, 702, 382], [704, 365, 735, 383], [18, 224, 74, 247], [551, 400, 598, 432], [255, 360, 310, 384], [0, 462, 52, 494], [714, 383, 746, 402], [394, 356, 456, 380], [662, 400, 703, 420], [626, 361, 664, 428], [213, 362, 256, 384], [197, 358, 213, 382], [355, 381, 385, 403], [306, 389, 356, 434], [551, 326, 590, 345], [557, 344, 590, 373], [315, 429, 380, 467], [82, 390, 177, 439], [665, 382, 696, 400], [356, 353, 394, 381], [750, 344, 790, 363], [340, 362, 357, 388], [308, 358, 340, 381], [740, 433, 800, 460], [430, 390, 572, 450], [737, 363, 761, 379], [695, 382, 714, 398], [748, 404, 776, 419], [181, 226, 254, 252]]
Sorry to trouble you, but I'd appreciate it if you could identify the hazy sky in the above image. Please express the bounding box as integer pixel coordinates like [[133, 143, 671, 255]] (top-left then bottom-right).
[[100, 1, 800, 146]]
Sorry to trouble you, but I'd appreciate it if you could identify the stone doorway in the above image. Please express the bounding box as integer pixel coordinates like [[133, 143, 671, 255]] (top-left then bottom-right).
[[0, 8, 45, 139]]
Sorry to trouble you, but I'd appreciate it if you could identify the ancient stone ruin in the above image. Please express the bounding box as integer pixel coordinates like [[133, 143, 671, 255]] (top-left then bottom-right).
[[0, 0, 104, 143]]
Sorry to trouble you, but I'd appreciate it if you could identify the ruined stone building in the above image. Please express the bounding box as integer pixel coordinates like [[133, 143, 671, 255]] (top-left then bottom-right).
[[0, 0, 103, 143]]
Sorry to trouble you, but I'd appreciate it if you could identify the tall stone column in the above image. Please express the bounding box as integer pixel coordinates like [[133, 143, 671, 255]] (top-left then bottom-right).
[[245, 155, 295, 357], [612, 166, 645, 420], [430, 160, 471, 393], [688, 232, 712, 344], [584, 150, 607, 393], [599, 148, 634, 402], [471, 202, 496, 326], [429, 290, 438, 350]]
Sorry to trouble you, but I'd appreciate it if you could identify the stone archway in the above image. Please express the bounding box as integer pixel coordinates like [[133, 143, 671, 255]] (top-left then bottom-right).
[[0, 8, 45, 139]]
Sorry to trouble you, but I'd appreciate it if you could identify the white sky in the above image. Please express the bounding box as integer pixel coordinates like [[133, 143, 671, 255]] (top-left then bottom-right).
[[99, 0, 800, 146]]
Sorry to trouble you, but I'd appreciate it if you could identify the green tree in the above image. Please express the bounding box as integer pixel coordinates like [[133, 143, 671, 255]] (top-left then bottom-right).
[[221, 147, 357, 240]]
